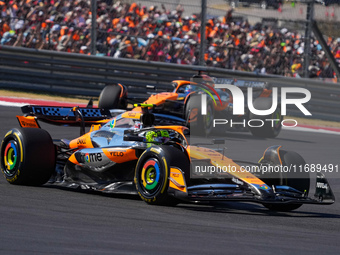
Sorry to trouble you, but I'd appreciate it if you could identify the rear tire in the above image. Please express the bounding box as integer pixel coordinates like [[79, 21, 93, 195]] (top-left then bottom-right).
[[185, 95, 214, 136], [0, 128, 56, 186], [98, 84, 127, 110], [261, 150, 310, 211], [248, 97, 282, 138]]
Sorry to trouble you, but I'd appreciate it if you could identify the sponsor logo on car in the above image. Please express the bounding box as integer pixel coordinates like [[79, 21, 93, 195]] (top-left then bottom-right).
[[21, 121, 37, 128], [316, 182, 328, 189], [83, 153, 102, 163], [110, 119, 116, 129], [110, 151, 124, 157], [77, 138, 86, 145], [259, 184, 269, 190]]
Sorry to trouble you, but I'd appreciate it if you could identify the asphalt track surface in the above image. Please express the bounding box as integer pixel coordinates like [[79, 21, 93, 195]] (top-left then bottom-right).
[[0, 106, 339, 255]]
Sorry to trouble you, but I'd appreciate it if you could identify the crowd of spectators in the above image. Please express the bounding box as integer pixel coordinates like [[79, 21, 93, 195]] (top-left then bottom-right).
[[0, 0, 339, 79]]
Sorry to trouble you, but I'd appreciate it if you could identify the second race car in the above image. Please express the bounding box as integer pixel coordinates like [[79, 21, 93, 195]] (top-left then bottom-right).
[[98, 74, 283, 138]]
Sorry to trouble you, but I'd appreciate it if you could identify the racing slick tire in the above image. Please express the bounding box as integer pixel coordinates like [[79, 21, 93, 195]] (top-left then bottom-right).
[[185, 94, 214, 136], [0, 128, 56, 186], [261, 150, 310, 211], [135, 145, 190, 206], [248, 97, 282, 138], [98, 84, 127, 110]]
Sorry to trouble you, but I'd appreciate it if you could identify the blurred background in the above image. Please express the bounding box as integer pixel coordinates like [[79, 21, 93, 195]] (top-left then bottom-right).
[[1, 0, 340, 82]]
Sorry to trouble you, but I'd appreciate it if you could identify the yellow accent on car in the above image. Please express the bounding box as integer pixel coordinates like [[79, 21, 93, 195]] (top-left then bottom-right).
[[13, 133, 23, 162], [161, 157, 168, 194]]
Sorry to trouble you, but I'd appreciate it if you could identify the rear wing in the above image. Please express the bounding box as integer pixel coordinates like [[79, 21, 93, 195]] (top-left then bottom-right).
[[19, 105, 113, 127], [213, 77, 269, 90]]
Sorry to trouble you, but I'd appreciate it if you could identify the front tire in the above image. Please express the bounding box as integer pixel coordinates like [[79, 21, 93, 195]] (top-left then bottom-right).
[[134, 145, 189, 205], [248, 97, 282, 138], [0, 128, 56, 185], [261, 150, 310, 211], [185, 95, 214, 136]]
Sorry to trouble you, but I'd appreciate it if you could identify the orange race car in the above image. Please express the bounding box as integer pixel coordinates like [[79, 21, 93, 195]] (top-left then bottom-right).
[[0, 101, 334, 211], [98, 74, 283, 138]]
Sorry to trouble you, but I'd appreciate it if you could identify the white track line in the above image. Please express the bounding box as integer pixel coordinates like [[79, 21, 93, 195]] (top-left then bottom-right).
[[283, 126, 340, 135], [0, 101, 26, 107]]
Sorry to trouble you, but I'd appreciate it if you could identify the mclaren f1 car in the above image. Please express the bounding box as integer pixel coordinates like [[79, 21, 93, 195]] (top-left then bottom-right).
[[98, 74, 283, 138], [0, 96, 335, 211]]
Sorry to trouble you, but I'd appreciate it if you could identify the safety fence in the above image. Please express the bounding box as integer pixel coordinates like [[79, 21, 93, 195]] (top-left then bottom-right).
[[0, 45, 339, 121]]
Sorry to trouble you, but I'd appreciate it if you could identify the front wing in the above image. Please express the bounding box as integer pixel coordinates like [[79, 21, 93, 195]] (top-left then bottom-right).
[[169, 173, 335, 206]]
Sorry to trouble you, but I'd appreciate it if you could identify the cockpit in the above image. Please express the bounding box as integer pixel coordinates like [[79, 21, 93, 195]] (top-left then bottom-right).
[[102, 113, 188, 148]]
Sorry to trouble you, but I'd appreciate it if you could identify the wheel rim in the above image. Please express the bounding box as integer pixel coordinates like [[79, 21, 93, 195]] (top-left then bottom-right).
[[3, 140, 19, 176], [140, 158, 162, 195]]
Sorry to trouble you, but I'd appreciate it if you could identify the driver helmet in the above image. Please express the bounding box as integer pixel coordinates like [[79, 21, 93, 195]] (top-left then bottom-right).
[[184, 85, 194, 94], [145, 130, 170, 145]]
